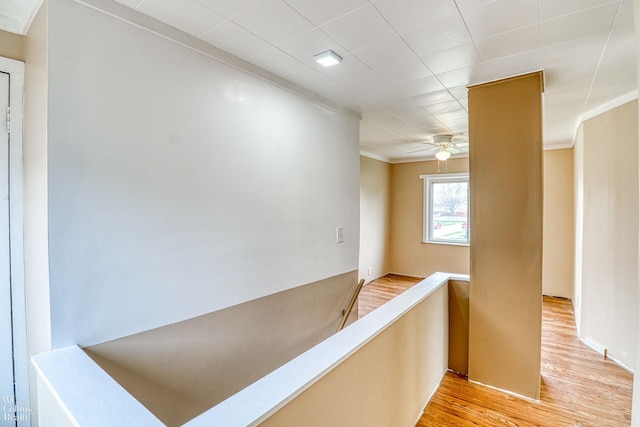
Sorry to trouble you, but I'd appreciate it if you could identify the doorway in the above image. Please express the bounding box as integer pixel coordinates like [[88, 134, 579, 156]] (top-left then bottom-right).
[[0, 57, 28, 427]]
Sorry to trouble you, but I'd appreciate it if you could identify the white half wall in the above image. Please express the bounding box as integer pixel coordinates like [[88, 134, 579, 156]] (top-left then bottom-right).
[[46, 0, 360, 347]]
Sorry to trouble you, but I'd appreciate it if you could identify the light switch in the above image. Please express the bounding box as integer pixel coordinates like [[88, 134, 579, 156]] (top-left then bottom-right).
[[336, 227, 344, 243]]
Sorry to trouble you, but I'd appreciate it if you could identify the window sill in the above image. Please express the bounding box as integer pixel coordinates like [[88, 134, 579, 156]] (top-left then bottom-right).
[[422, 240, 470, 247]]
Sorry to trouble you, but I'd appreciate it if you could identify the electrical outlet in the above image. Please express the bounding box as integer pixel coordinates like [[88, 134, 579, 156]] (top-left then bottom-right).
[[368, 267, 372, 276], [336, 227, 344, 243]]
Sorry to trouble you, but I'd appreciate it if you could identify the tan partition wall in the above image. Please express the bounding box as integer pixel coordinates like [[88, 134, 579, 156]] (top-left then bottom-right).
[[448, 279, 469, 376], [468, 72, 543, 399], [389, 158, 470, 277], [259, 282, 448, 427], [0, 30, 25, 62]]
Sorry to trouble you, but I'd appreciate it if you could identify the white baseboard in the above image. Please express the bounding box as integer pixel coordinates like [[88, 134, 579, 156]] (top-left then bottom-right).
[[580, 337, 634, 374], [388, 272, 425, 279], [468, 378, 540, 403], [581, 336, 606, 356]]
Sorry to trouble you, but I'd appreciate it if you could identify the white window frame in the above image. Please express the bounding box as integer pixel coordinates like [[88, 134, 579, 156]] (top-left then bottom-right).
[[420, 173, 470, 246]]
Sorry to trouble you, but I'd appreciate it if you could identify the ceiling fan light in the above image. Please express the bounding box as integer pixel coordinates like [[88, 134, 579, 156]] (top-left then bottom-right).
[[435, 149, 451, 161]]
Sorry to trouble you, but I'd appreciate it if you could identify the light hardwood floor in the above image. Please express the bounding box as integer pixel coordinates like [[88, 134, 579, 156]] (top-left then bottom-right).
[[358, 274, 423, 318], [358, 275, 633, 427]]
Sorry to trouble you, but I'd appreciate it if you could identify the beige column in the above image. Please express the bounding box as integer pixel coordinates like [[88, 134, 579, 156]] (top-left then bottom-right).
[[468, 72, 544, 399]]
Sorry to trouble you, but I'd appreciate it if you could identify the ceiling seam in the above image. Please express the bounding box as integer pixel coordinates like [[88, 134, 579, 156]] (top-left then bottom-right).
[[580, 0, 623, 115], [367, 2, 466, 138]]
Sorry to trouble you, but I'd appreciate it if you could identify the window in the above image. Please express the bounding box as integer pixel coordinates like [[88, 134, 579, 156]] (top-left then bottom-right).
[[420, 173, 469, 245]]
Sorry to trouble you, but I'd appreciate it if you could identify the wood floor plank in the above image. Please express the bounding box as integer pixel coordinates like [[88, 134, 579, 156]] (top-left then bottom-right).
[[358, 274, 423, 318], [358, 275, 633, 427]]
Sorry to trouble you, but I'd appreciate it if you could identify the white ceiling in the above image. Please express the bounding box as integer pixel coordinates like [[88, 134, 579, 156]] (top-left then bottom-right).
[[0, 0, 41, 34], [3, 0, 638, 162]]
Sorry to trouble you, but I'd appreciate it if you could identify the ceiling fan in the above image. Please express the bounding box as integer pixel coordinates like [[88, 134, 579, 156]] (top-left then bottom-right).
[[406, 134, 469, 160]]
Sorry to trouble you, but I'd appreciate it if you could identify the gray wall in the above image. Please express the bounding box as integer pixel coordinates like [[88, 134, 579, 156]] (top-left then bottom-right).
[[46, 0, 360, 347]]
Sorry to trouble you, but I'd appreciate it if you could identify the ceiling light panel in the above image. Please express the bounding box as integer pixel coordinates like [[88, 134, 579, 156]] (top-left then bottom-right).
[[314, 50, 343, 67]]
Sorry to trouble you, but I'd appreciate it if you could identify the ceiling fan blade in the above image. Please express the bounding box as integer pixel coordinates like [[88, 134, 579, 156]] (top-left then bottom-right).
[[449, 147, 463, 154]]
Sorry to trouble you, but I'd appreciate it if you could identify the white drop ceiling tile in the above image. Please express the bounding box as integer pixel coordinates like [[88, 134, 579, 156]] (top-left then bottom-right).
[[476, 24, 540, 62], [544, 96, 587, 115], [613, 0, 634, 30], [280, 29, 346, 66], [421, 43, 478, 75], [458, 98, 469, 111], [386, 107, 431, 120], [340, 72, 395, 96], [455, 0, 499, 10], [402, 138, 435, 150], [546, 67, 598, 90], [545, 77, 594, 95], [543, 109, 581, 125], [411, 116, 447, 131], [541, 34, 608, 66], [588, 82, 637, 102], [543, 89, 590, 111], [284, 0, 370, 26], [376, 57, 433, 85], [434, 109, 468, 123], [137, 0, 226, 37], [591, 28, 637, 87], [365, 124, 407, 141], [544, 110, 581, 125], [114, 0, 142, 7], [461, 0, 539, 39], [372, 95, 430, 111], [200, 20, 272, 60], [422, 100, 463, 115], [540, 3, 619, 47], [544, 57, 600, 90], [372, 0, 459, 35], [539, 0, 619, 21], [393, 76, 446, 99], [249, 46, 311, 80], [591, 62, 637, 89], [449, 86, 469, 99], [361, 118, 396, 134], [194, 0, 260, 18], [402, 13, 472, 57], [470, 50, 541, 86], [411, 89, 456, 107], [584, 88, 631, 111], [436, 67, 472, 88], [285, 67, 337, 93], [232, 0, 314, 45], [360, 126, 392, 145], [352, 37, 418, 70], [401, 143, 436, 155], [362, 106, 397, 119], [315, 54, 371, 81], [446, 120, 469, 134], [320, 5, 397, 51], [373, 117, 416, 133], [316, 83, 370, 110], [439, 121, 467, 136], [543, 121, 577, 146]]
